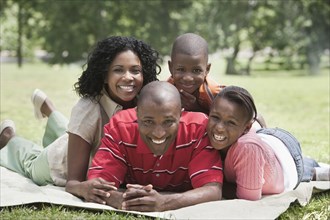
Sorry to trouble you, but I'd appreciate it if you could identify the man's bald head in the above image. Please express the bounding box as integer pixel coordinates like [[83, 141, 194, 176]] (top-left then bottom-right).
[[137, 81, 181, 110], [137, 82, 182, 156], [171, 33, 208, 61]]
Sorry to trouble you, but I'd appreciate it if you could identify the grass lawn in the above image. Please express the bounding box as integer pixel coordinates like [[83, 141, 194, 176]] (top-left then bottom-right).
[[0, 61, 329, 219]]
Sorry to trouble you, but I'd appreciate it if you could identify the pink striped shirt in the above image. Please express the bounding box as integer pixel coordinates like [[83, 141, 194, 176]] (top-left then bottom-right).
[[224, 129, 284, 200]]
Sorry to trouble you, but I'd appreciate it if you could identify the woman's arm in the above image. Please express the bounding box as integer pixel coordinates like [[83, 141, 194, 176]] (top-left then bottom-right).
[[67, 133, 90, 181], [65, 133, 116, 204]]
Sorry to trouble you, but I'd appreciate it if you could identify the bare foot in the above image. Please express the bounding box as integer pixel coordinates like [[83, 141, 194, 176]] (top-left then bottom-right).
[[32, 89, 56, 119], [256, 113, 267, 128], [0, 127, 15, 149], [40, 98, 56, 118]]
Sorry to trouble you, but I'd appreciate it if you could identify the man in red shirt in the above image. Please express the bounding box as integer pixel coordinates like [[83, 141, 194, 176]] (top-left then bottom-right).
[[87, 81, 223, 212]]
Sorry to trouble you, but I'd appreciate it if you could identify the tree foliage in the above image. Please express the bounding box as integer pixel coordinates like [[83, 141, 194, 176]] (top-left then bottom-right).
[[1, 0, 329, 74]]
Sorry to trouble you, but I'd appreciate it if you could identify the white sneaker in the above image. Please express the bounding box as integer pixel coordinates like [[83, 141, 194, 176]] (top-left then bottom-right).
[[315, 167, 330, 181], [0, 119, 16, 134], [31, 89, 47, 120]]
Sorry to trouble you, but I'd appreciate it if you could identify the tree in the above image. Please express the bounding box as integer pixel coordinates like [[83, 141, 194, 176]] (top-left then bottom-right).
[[124, 0, 192, 56], [1, 0, 328, 73], [29, 0, 191, 63], [1, 0, 40, 67], [188, 0, 257, 75], [34, 0, 115, 64], [247, 0, 330, 75], [301, 0, 330, 75]]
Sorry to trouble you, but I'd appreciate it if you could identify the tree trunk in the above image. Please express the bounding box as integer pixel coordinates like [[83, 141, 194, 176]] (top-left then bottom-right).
[[225, 42, 240, 75], [307, 44, 320, 75], [17, 1, 23, 68], [245, 51, 255, 75]]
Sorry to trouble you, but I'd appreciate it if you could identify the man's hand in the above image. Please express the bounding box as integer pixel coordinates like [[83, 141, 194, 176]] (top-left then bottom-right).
[[121, 184, 166, 212], [125, 183, 153, 192], [80, 178, 117, 204]]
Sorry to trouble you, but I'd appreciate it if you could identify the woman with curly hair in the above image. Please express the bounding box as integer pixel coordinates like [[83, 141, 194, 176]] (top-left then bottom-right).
[[0, 36, 161, 204]]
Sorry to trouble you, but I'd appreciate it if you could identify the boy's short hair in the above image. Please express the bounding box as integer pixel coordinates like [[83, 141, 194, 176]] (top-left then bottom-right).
[[171, 33, 208, 60]]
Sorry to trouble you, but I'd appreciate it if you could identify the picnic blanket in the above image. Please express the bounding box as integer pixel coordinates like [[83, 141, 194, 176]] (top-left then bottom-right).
[[1, 166, 329, 219]]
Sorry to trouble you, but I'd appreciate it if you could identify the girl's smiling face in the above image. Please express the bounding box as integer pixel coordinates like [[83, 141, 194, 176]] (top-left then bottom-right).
[[207, 97, 252, 152]]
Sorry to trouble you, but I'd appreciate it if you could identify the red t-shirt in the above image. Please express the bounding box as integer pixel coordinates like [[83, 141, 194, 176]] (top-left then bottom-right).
[[88, 108, 223, 192]]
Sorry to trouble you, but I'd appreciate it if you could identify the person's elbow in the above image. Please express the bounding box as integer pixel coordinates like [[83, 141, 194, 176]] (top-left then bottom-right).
[[65, 180, 74, 193], [204, 182, 222, 201], [236, 188, 262, 201]]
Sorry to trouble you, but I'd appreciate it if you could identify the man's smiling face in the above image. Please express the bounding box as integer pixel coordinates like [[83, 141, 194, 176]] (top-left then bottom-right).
[[137, 99, 181, 156]]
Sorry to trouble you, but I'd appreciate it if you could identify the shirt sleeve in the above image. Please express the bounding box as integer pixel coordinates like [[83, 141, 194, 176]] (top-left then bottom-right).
[[67, 98, 101, 145], [231, 142, 266, 200], [189, 134, 223, 188], [87, 123, 127, 188]]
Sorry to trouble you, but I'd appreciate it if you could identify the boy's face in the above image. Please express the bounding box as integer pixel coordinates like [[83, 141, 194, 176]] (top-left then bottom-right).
[[137, 99, 181, 156], [207, 97, 252, 151], [168, 53, 210, 94]]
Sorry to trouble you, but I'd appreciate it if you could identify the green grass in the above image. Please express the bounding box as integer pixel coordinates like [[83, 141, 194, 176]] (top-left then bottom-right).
[[0, 62, 329, 219], [0, 204, 153, 220]]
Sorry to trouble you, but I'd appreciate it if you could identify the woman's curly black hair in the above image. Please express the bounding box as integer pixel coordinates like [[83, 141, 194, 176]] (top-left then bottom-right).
[[74, 36, 161, 99]]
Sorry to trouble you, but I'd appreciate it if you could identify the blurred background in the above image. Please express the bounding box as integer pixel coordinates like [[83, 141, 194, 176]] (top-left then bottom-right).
[[1, 0, 329, 75], [0, 0, 329, 161], [0, 1, 329, 217]]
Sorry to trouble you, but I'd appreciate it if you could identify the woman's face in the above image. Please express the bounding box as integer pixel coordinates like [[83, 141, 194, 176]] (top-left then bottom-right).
[[105, 50, 143, 105]]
